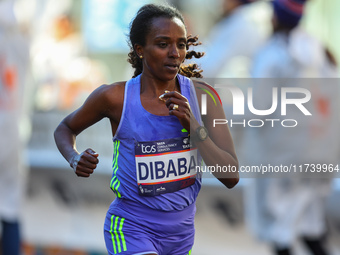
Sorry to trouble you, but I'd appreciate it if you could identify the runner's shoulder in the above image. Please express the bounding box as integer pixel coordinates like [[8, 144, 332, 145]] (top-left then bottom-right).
[[94, 81, 126, 107]]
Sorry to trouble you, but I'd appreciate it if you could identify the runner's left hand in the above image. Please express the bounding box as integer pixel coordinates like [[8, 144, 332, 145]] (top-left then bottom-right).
[[160, 91, 200, 133]]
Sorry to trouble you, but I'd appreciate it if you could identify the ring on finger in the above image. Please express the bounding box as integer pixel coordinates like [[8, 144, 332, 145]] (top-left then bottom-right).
[[173, 104, 179, 110]]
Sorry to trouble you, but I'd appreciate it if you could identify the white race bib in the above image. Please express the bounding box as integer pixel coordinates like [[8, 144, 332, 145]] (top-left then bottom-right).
[[135, 137, 198, 196]]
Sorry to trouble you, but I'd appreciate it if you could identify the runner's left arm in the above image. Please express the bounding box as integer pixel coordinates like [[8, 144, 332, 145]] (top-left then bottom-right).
[[161, 81, 239, 188]]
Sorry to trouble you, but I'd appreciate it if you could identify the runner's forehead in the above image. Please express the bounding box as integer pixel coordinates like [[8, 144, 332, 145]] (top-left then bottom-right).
[[147, 17, 187, 41]]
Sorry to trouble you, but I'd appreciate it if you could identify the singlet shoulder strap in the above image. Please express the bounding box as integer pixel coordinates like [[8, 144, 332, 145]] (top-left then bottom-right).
[[189, 79, 203, 126], [112, 75, 140, 140], [177, 74, 203, 126]]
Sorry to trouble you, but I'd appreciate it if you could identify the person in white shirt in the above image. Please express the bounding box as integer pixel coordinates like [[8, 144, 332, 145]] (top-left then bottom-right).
[[0, 1, 30, 254], [244, 0, 339, 255], [197, 0, 271, 78]]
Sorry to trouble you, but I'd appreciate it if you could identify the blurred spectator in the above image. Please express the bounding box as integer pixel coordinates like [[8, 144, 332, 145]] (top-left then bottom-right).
[[244, 0, 340, 255], [197, 0, 271, 78], [0, 0, 30, 254], [196, 0, 271, 184], [31, 13, 108, 111]]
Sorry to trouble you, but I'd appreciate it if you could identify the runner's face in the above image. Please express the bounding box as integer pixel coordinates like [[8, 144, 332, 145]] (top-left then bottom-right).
[[140, 17, 187, 81]]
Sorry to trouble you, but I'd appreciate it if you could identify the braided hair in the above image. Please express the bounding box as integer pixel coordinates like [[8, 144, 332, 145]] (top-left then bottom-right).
[[127, 4, 204, 78]]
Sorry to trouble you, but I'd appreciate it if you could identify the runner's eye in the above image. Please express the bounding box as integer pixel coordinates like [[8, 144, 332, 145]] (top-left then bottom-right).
[[158, 42, 167, 48], [179, 42, 186, 49]]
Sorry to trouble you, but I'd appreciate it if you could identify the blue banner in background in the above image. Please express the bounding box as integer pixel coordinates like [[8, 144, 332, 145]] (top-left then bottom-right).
[[82, 0, 150, 53]]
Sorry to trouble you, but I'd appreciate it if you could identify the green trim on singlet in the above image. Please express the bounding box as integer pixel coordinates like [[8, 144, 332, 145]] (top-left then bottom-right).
[[110, 140, 121, 197], [110, 215, 127, 254]]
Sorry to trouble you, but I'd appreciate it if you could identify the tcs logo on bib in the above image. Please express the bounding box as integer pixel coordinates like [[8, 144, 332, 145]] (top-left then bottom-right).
[[141, 144, 156, 154]]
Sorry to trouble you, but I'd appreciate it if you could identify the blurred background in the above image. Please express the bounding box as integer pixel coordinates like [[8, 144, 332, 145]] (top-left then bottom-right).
[[1, 0, 340, 254]]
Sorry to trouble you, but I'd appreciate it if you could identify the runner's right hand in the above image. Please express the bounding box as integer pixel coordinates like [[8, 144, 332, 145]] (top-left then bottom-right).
[[70, 148, 99, 177]]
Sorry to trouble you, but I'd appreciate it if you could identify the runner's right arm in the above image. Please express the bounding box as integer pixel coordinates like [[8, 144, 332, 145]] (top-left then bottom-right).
[[54, 83, 125, 177]]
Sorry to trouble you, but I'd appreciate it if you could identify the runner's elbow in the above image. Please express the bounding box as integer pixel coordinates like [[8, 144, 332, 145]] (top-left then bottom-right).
[[225, 176, 239, 189]]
